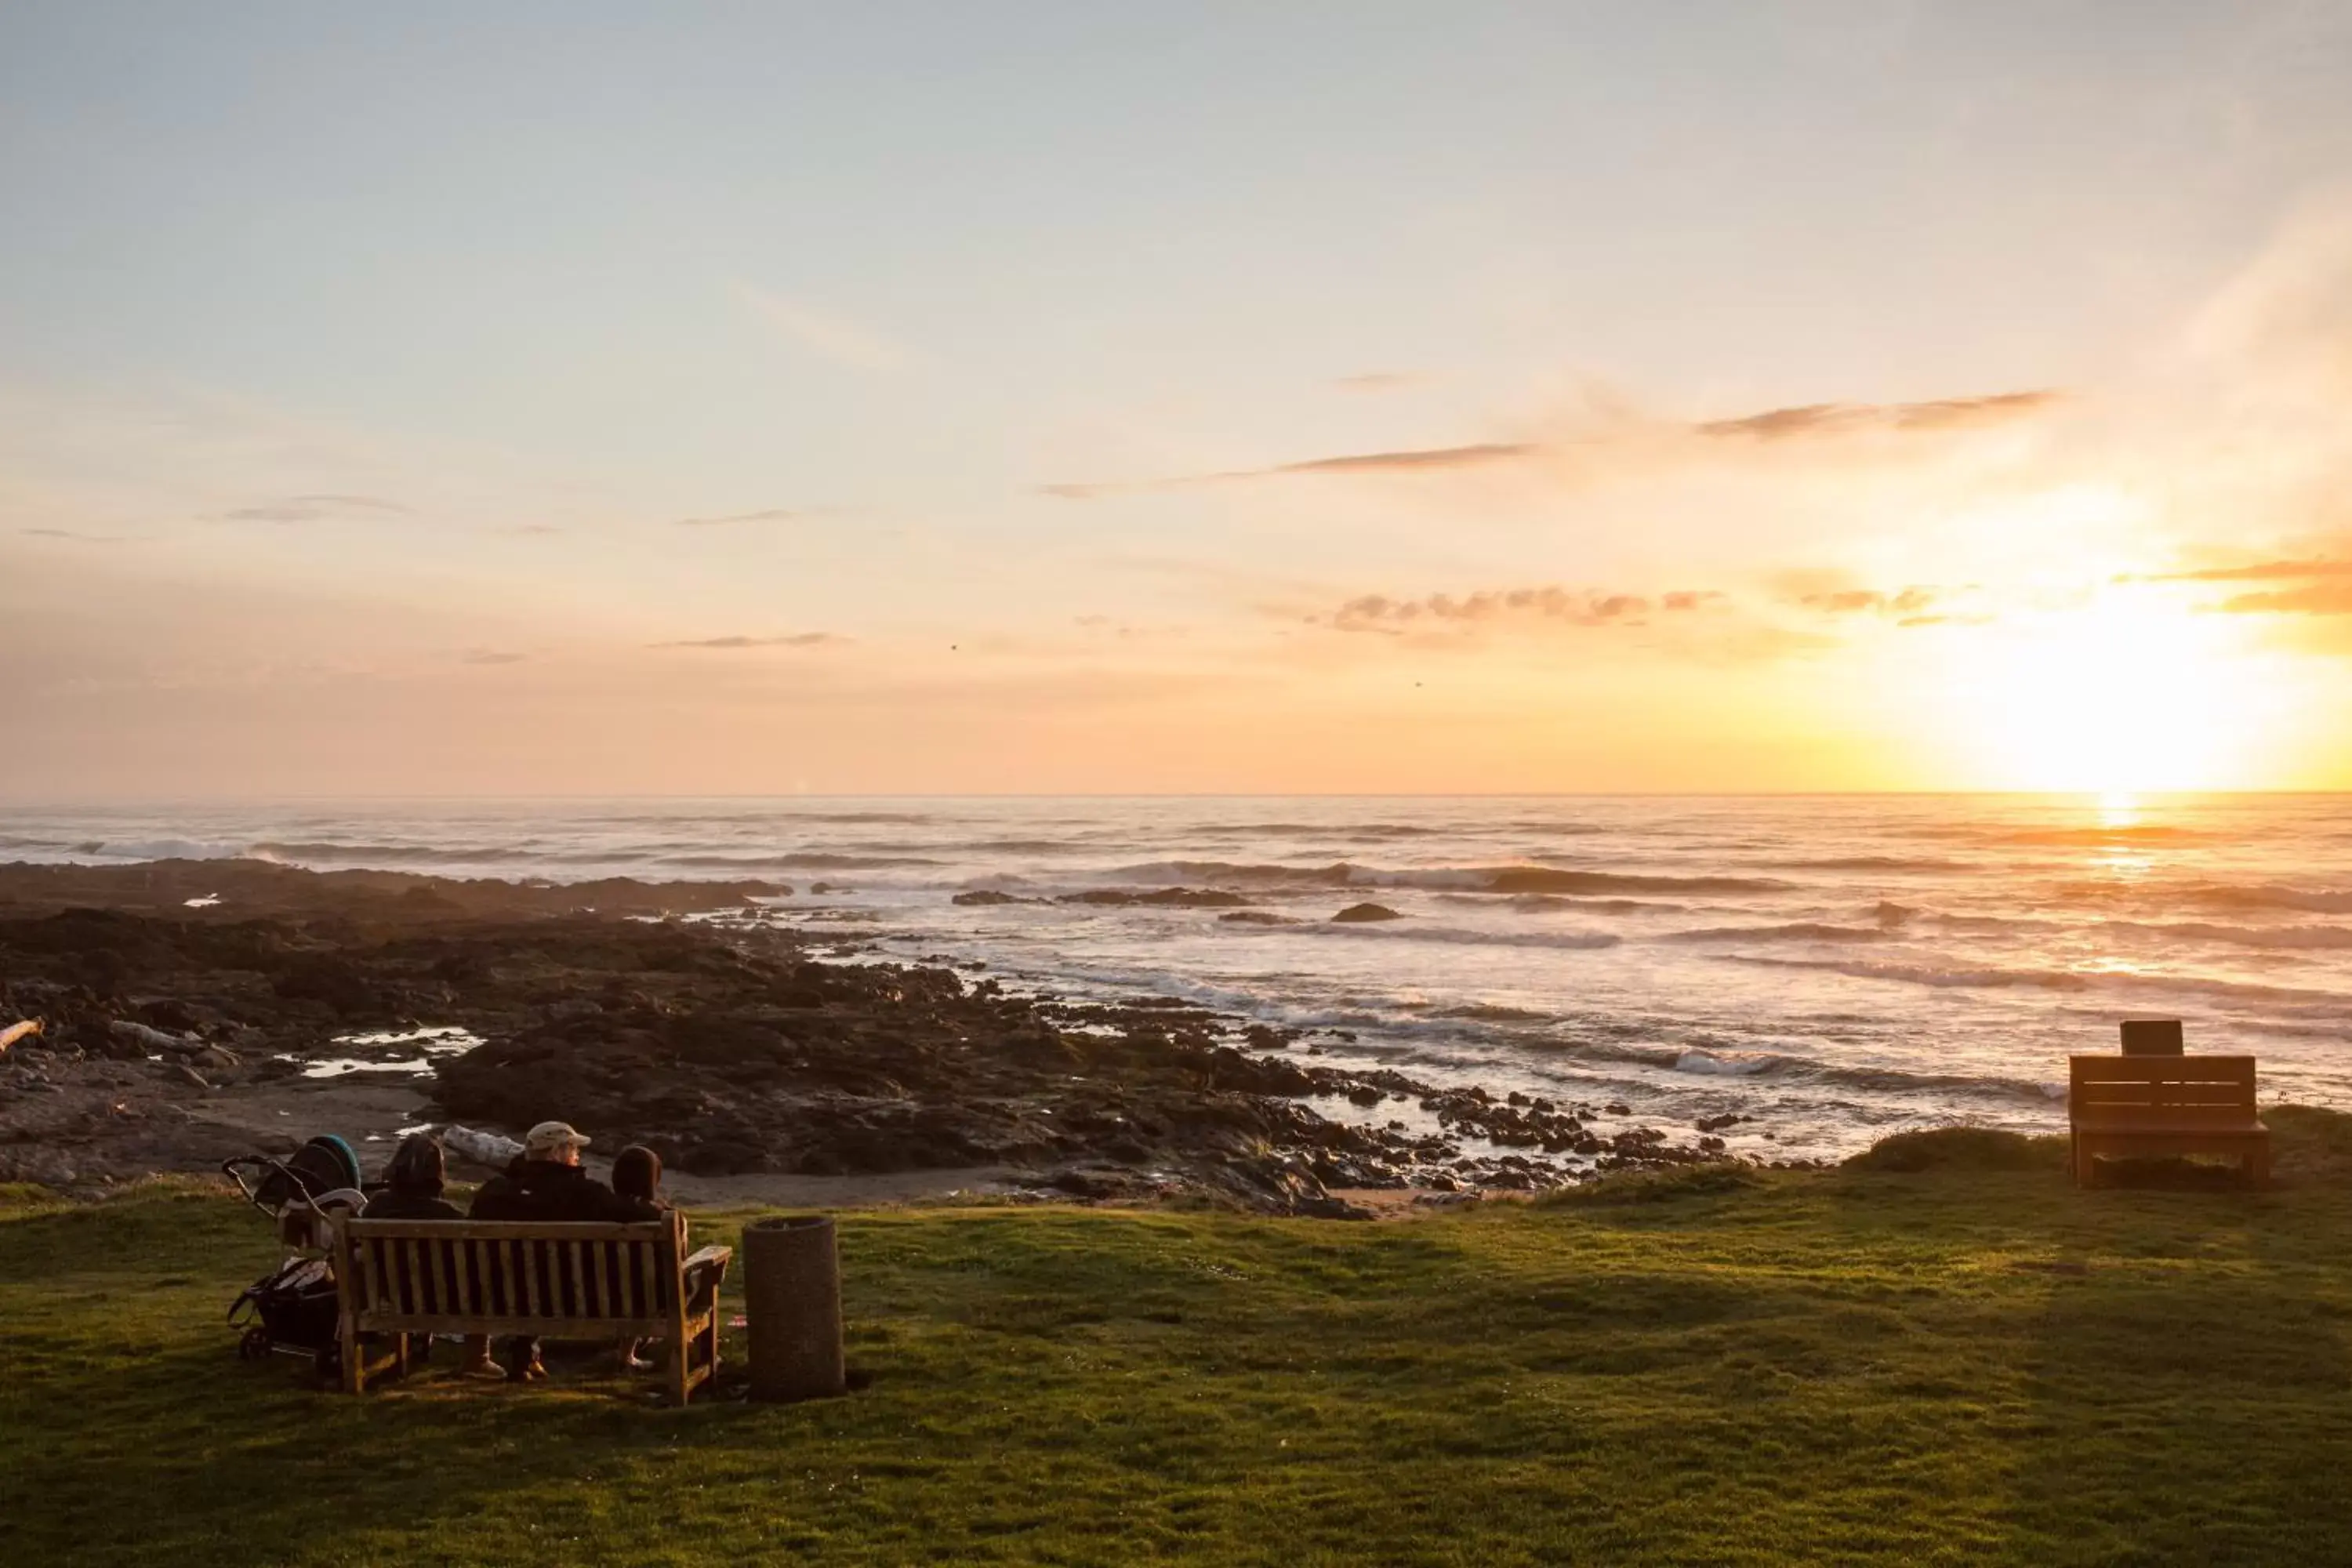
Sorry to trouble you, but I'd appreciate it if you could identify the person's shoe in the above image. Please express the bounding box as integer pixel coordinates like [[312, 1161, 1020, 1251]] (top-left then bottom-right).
[[511, 1355, 548, 1383], [459, 1352, 505, 1381]]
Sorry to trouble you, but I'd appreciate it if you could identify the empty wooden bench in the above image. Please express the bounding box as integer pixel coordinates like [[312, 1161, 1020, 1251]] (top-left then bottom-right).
[[2068, 1054, 2270, 1188], [328, 1210, 731, 1403]]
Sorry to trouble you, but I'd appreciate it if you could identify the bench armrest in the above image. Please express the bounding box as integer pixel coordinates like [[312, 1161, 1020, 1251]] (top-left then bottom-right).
[[682, 1245, 733, 1315]]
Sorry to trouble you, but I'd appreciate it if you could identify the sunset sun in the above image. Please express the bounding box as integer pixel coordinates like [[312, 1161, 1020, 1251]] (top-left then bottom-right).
[[1944, 591, 2279, 794]]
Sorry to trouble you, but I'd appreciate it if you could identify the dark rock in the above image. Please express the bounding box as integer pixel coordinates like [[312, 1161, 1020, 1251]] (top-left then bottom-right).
[[1330, 903, 1403, 923], [1058, 887, 1253, 909], [0, 861, 1729, 1212]]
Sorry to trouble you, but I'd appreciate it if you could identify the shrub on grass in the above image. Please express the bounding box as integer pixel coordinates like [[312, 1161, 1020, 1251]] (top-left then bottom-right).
[[0, 1181, 65, 1212], [1843, 1127, 2067, 1174], [1538, 1162, 1761, 1207]]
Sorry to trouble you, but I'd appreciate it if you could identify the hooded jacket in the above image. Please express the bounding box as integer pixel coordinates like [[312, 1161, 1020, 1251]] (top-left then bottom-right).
[[468, 1158, 656, 1223], [361, 1134, 463, 1220]]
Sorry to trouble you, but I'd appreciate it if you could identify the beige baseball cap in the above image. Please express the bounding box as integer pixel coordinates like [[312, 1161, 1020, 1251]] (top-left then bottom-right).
[[524, 1120, 590, 1156]]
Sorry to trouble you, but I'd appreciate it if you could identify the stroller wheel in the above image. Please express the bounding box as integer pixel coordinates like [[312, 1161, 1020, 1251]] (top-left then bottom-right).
[[238, 1327, 272, 1362]]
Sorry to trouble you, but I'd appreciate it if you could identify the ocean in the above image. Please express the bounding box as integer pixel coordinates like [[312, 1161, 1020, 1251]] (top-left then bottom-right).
[[7, 794, 2350, 1162]]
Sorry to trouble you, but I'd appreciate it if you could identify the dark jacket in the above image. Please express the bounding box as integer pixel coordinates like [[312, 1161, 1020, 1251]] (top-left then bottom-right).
[[360, 1190, 463, 1221], [468, 1160, 653, 1223]]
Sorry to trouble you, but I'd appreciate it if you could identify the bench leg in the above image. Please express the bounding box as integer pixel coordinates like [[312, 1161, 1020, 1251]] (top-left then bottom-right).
[[339, 1317, 365, 1394], [675, 1309, 720, 1400]]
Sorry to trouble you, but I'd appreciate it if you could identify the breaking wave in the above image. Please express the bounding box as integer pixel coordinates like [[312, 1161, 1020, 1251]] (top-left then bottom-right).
[[1521, 1035, 2067, 1105], [667, 852, 946, 869], [1763, 856, 1970, 873], [1436, 892, 1687, 914], [1661, 923, 1890, 945], [251, 840, 526, 866], [1105, 860, 1791, 895], [1720, 954, 2343, 1005], [1307, 923, 1623, 952], [2180, 883, 2352, 915]]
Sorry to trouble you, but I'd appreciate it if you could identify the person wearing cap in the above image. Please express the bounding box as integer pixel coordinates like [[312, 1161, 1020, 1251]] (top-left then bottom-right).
[[461, 1121, 638, 1381], [467, 1122, 630, 1221]]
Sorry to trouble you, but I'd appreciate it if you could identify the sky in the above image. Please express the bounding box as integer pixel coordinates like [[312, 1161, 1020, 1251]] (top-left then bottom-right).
[[5, 2, 2352, 798]]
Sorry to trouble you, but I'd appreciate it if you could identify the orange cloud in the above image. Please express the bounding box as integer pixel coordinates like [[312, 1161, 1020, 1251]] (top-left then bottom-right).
[[1043, 442, 1537, 500], [676, 508, 805, 527], [2218, 583, 2352, 615], [218, 494, 411, 524], [2152, 558, 2352, 584], [1696, 390, 2060, 441], [1800, 586, 1940, 615], [1317, 585, 1719, 633], [1044, 387, 2058, 499], [650, 633, 851, 649]]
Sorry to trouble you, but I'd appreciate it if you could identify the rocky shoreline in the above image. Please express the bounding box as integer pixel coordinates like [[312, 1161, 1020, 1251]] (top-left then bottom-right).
[[0, 859, 1762, 1213]]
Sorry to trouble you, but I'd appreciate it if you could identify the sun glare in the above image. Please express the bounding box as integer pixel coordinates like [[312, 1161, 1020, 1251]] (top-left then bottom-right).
[[1940, 590, 2277, 793]]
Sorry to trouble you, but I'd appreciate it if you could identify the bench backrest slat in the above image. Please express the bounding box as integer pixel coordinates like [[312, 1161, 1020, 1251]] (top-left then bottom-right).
[[2069, 1054, 2258, 1121], [335, 1216, 686, 1337], [434, 1236, 461, 1315]]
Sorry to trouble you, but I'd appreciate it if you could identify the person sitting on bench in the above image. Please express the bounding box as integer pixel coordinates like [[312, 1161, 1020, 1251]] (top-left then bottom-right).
[[361, 1134, 463, 1221], [461, 1121, 638, 1381], [609, 1145, 670, 1373], [359, 1134, 463, 1364]]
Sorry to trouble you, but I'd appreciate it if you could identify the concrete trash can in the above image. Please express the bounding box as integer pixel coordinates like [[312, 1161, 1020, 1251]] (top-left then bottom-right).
[[743, 1214, 847, 1402]]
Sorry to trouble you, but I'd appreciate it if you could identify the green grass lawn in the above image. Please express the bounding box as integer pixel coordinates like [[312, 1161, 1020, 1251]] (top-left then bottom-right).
[[8, 1118, 2352, 1566]]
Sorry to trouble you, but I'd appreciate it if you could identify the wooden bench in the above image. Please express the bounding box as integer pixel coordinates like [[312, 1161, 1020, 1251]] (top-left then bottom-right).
[[328, 1210, 731, 1403], [2068, 1054, 2270, 1188]]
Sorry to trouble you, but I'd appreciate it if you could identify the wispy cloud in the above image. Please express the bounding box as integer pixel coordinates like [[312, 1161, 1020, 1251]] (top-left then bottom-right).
[[650, 632, 851, 650], [1332, 372, 1426, 394], [20, 526, 135, 543], [2217, 583, 2352, 615], [1799, 586, 1940, 615], [459, 648, 528, 666], [677, 507, 805, 528], [1316, 585, 1719, 633], [738, 285, 912, 374], [1044, 387, 2059, 499], [217, 493, 412, 524], [1695, 390, 2060, 441], [2144, 557, 2352, 584], [1044, 442, 1538, 500]]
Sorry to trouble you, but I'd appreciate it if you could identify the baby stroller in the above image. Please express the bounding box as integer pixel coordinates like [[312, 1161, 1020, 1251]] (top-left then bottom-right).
[[223, 1135, 366, 1370]]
